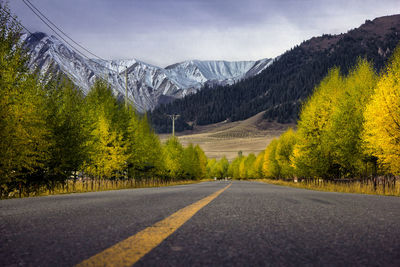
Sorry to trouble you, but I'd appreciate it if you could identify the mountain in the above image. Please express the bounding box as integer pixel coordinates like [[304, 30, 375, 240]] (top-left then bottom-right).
[[21, 32, 273, 112], [150, 14, 400, 133]]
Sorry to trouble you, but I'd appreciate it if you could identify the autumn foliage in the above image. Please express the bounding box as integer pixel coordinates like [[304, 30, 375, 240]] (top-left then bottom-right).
[[0, 6, 208, 197], [229, 46, 400, 180]]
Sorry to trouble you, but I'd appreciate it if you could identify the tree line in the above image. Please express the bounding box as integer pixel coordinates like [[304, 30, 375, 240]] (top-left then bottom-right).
[[215, 46, 400, 181], [0, 5, 208, 198], [150, 16, 400, 133]]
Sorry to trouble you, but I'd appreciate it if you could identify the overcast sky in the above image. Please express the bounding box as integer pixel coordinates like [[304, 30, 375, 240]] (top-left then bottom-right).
[[9, 0, 400, 67]]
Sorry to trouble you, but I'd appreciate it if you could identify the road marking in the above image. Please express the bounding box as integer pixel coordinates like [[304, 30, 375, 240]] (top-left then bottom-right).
[[76, 183, 231, 267]]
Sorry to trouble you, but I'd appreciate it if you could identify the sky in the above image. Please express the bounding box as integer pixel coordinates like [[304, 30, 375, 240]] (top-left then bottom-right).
[[9, 0, 400, 67]]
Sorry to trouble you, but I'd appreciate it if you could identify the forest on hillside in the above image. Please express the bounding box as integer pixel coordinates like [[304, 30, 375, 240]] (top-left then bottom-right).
[[150, 17, 400, 133]]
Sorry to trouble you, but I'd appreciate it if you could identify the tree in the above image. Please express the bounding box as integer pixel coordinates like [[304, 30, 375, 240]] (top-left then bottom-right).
[[45, 77, 90, 181], [207, 158, 217, 178], [182, 144, 201, 180], [363, 46, 400, 174], [275, 128, 297, 178], [293, 68, 345, 178], [328, 59, 377, 177], [86, 113, 128, 179], [84, 79, 128, 179], [228, 152, 244, 179], [126, 110, 164, 180], [263, 139, 280, 178], [214, 157, 229, 179], [0, 4, 49, 189], [194, 145, 207, 179], [251, 151, 265, 179], [163, 137, 184, 179]]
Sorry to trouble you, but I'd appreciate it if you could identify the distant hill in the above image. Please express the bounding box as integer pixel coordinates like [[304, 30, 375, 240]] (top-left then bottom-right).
[[150, 14, 400, 133]]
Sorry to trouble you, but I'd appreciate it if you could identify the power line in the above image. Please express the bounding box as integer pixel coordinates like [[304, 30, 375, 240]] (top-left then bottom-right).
[[4, 2, 133, 107], [22, 0, 108, 62], [1, 5, 37, 40], [21, 0, 95, 62]]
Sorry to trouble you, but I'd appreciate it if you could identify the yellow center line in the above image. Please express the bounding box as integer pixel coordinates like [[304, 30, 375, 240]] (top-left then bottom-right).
[[76, 183, 232, 267]]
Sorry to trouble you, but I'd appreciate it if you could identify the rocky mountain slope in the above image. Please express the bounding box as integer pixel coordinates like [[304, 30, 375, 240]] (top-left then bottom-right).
[[150, 14, 400, 132], [22, 32, 272, 112]]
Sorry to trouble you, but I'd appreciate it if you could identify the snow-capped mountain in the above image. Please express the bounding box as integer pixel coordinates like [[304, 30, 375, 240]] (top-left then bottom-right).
[[22, 32, 273, 111]]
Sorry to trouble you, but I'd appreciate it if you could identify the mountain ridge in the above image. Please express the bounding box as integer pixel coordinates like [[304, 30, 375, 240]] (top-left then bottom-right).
[[150, 14, 400, 133], [22, 32, 273, 112]]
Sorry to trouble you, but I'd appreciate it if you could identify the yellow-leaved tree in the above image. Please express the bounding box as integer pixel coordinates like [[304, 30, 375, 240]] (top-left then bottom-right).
[[293, 68, 345, 178], [363, 46, 400, 174], [328, 59, 377, 177], [88, 113, 128, 179], [275, 128, 297, 179], [262, 139, 280, 178]]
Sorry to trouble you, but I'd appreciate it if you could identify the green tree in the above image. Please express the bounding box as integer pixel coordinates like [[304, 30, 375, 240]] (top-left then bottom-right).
[[126, 110, 164, 180], [182, 143, 201, 180], [45, 77, 90, 182], [0, 4, 49, 189]]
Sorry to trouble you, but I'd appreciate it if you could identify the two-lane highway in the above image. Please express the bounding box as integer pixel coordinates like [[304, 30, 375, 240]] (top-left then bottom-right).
[[1, 181, 400, 266]]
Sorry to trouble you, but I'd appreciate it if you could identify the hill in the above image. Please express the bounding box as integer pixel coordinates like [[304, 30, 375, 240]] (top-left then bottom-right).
[[151, 14, 400, 133], [159, 111, 293, 161]]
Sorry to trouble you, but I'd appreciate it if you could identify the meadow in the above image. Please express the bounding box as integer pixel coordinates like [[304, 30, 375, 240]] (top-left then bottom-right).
[[159, 111, 293, 161]]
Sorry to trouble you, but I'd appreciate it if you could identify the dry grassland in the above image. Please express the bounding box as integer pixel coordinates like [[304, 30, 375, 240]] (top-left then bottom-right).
[[159, 111, 294, 161]]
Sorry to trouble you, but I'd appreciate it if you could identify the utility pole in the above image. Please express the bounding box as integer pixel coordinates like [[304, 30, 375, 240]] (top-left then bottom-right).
[[125, 66, 128, 109], [167, 114, 180, 137]]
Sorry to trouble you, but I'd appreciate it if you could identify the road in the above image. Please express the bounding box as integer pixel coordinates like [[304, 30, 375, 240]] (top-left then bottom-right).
[[1, 181, 400, 266]]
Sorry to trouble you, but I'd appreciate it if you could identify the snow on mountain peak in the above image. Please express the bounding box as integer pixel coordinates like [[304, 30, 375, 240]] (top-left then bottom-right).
[[23, 31, 274, 112]]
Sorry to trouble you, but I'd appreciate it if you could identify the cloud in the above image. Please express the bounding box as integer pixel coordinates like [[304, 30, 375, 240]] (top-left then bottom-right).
[[8, 0, 400, 66]]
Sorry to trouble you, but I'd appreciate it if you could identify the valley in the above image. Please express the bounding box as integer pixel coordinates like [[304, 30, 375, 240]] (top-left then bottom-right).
[[159, 111, 294, 160]]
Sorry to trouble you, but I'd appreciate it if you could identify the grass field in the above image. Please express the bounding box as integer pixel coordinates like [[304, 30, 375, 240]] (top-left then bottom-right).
[[256, 179, 400, 197], [159, 112, 294, 161]]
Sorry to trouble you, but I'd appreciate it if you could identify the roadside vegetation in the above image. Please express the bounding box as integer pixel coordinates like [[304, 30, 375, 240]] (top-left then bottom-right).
[[0, 5, 208, 199], [208, 45, 400, 196]]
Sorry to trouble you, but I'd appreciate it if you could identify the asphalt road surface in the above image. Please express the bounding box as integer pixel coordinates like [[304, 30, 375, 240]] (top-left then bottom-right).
[[1, 181, 400, 266]]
